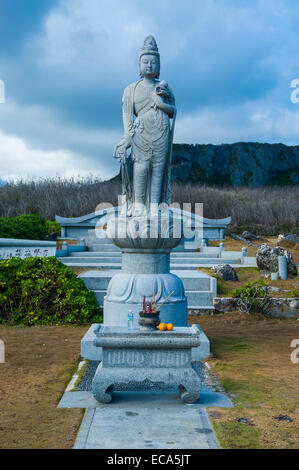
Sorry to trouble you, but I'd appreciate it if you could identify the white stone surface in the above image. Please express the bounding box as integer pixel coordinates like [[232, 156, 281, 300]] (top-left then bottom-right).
[[81, 323, 210, 362], [0, 238, 56, 259], [70, 394, 220, 449]]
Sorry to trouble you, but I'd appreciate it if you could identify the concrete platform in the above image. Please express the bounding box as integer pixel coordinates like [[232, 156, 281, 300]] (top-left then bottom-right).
[[59, 389, 232, 449]]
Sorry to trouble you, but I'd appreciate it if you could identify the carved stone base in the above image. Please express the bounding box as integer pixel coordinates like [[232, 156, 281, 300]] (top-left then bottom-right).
[[92, 365, 201, 404], [91, 325, 201, 404], [104, 272, 188, 327]]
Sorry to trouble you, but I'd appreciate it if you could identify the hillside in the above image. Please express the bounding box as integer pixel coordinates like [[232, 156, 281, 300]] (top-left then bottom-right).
[[172, 142, 299, 186]]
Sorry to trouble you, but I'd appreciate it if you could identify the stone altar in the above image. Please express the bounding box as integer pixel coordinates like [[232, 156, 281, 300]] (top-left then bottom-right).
[[92, 325, 202, 404]]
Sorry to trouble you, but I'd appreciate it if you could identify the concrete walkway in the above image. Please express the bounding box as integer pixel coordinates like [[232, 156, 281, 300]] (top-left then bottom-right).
[[59, 387, 233, 449]]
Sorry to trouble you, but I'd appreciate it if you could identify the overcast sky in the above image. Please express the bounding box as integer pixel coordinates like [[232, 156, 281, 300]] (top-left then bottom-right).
[[0, 0, 299, 181]]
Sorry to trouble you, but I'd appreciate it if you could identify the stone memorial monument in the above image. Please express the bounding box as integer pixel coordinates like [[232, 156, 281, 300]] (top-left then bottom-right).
[[83, 35, 208, 404], [104, 35, 188, 327]]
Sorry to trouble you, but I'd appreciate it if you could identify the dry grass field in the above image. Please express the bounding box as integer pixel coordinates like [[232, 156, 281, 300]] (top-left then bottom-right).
[[0, 178, 298, 235], [0, 325, 88, 449], [0, 315, 298, 449], [193, 313, 299, 449]]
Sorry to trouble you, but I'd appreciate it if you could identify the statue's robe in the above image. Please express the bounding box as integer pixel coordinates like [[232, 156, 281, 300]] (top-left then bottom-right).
[[121, 80, 176, 211]]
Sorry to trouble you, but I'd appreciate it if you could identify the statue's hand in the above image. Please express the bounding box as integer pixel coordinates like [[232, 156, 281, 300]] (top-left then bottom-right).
[[151, 93, 164, 109], [113, 136, 131, 162], [114, 144, 126, 163]]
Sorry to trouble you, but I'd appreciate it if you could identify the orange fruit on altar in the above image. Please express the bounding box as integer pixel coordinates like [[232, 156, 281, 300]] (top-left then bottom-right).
[[158, 323, 167, 331], [167, 323, 173, 331]]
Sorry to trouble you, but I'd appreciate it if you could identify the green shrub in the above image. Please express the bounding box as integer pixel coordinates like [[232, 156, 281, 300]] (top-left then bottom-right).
[[290, 288, 299, 298], [232, 280, 270, 315], [0, 257, 102, 325], [45, 220, 61, 236], [232, 279, 269, 298], [0, 214, 47, 240], [0, 214, 61, 240]]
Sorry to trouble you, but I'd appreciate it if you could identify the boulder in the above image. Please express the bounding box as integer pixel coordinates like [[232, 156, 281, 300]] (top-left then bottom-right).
[[284, 234, 299, 244], [256, 244, 297, 277], [242, 231, 261, 240], [47, 232, 58, 241], [278, 233, 298, 244], [213, 264, 239, 281]]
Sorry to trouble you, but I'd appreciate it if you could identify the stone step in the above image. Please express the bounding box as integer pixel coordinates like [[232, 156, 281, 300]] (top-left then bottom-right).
[[60, 257, 241, 269], [185, 291, 213, 306], [172, 252, 219, 258], [79, 270, 214, 293], [85, 237, 114, 245], [69, 251, 120, 258], [92, 289, 213, 308], [67, 256, 121, 263], [170, 259, 241, 268], [64, 256, 220, 264], [87, 244, 121, 252], [63, 261, 121, 269], [69, 251, 221, 260], [87, 243, 196, 253]]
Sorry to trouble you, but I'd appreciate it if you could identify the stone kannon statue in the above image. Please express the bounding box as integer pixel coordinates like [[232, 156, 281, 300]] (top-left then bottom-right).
[[114, 35, 176, 217]]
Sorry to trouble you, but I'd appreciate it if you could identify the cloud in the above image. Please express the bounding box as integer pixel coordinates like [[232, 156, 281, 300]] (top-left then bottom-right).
[[0, 130, 79, 180], [0, 101, 121, 179], [175, 101, 299, 145], [0, 0, 299, 180], [0, 0, 59, 55]]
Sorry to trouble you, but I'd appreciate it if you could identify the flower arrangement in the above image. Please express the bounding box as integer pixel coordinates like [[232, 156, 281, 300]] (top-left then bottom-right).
[[141, 284, 174, 314]]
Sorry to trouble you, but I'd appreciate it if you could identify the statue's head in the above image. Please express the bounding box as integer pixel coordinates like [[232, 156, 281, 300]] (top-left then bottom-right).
[[139, 35, 160, 79]]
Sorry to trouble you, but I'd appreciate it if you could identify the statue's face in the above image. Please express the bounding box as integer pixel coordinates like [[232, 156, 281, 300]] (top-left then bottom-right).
[[139, 54, 159, 79]]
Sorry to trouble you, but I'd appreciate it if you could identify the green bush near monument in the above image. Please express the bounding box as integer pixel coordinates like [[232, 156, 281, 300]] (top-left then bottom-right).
[[0, 214, 61, 240], [0, 257, 102, 325]]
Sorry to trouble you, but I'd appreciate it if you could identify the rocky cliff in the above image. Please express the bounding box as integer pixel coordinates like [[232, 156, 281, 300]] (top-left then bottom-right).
[[171, 142, 299, 186]]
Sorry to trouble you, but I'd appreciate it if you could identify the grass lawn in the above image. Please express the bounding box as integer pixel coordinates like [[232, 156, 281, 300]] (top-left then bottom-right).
[[209, 235, 299, 264], [200, 266, 298, 297], [191, 313, 299, 449], [0, 325, 89, 449], [1, 315, 298, 449]]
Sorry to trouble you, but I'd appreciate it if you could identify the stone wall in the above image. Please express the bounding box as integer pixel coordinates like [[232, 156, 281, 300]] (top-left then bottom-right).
[[0, 238, 57, 259], [211, 297, 299, 318]]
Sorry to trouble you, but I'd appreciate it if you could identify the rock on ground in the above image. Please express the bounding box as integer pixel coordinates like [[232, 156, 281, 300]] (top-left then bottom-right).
[[212, 264, 239, 281], [241, 231, 262, 240], [278, 233, 299, 243], [283, 234, 299, 244], [256, 244, 297, 277]]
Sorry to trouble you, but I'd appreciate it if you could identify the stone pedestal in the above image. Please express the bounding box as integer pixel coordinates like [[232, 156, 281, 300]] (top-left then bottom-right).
[[92, 325, 201, 404], [103, 213, 188, 327]]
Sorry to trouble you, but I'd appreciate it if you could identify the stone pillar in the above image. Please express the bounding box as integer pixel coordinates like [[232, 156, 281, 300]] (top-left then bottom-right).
[[103, 213, 188, 327], [278, 255, 288, 280]]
